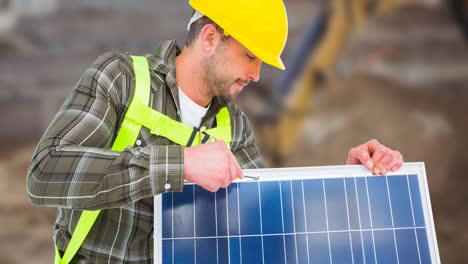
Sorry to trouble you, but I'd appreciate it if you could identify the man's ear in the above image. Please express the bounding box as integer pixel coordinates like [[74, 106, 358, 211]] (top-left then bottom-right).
[[199, 24, 221, 56]]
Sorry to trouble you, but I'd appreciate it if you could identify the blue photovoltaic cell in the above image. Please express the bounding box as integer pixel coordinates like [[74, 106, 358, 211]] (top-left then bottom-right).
[[159, 172, 437, 264], [303, 179, 327, 232], [291, 180, 306, 233], [215, 190, 227, 237], [284, 235, 296, 263], [195, 186, 216, 237], [417, 227, 432, 264], [367, 176, 393, 228], [308, 233, 331, 263], [227, 184, 240, 236], [171, 187, 193, 238], [409, 175, 426, 227], [295, 234, 309, 264], [350, 231, 365, 263], [363, 231, 376, 262], [172, 239, 193, 263], [388, 176, 414, 228], [241, 236, 262, 263], [217, 238, 228, 264], [325, 178, 349, 231], [238, 182, 260, 235], [229, 237, 240, 263], [396, 228, 420, 263], [355, 177, 371, 229], [329, 232, 353, 263], [374, 230, 398, 263], [345, 178, 360, 230], [263, 235, 285, 264], [196, 238, 216, 263], [260, 182, 283, 234], [162, 240, 172, 264]]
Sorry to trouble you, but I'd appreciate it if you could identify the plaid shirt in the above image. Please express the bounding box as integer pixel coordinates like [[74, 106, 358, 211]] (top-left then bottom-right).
[[27, 40, 265, 263]]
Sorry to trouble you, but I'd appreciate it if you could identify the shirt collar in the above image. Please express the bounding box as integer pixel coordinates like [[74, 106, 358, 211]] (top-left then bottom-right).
[[147, 40, 180, 72]]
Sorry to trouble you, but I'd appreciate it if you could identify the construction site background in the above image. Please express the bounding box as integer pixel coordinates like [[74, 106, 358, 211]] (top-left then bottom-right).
[[1, 0, 467, 263]]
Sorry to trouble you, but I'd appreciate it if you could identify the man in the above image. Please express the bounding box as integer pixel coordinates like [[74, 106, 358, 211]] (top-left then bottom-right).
[[27, 0, 403, 263]]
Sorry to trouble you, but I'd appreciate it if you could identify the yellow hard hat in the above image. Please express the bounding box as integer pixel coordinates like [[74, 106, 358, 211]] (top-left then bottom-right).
[[189, 0, 288, 70]]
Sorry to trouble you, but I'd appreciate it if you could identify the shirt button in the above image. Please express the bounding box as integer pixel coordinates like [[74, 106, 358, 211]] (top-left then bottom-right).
[[136, 139, 142, 146], [164, 183, 171, 190]]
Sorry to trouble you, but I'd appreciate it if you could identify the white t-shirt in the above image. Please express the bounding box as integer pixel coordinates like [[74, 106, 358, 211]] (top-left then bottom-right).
[[178, 87, 209, 128]]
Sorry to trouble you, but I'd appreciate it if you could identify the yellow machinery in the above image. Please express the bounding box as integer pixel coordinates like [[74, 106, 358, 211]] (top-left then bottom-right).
[[256, 0, 467, 165]]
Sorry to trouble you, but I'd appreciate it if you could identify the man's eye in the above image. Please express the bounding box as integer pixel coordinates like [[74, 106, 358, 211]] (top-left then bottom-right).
[[246, 54, 256, 61]]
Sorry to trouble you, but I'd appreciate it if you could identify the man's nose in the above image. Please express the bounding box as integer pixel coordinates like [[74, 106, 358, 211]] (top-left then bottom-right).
[[247, 61, 262, 82]]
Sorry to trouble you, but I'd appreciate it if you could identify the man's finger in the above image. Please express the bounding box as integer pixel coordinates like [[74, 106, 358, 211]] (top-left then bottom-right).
[[346, 148, 361, 165], [221, 176, 231, 188], [383, 155, 399, 174], [347, 147, 374, 170], [234, 157, 244, 179], [390, 151, 403, 172], [221, 161, 233, 188], [392, 160, 403, 172], [229, 157, 237, 183], [370, 147, 388, 172], [374, 150, 396, 175], [365, 139, 381, 155], [384, 151, 403, 174]]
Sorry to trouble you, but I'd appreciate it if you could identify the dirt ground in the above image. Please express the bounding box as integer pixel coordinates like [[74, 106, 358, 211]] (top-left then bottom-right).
[[1, 0, 467, 263]]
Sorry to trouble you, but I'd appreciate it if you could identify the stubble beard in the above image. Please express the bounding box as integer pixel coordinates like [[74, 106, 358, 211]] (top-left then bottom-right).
[[200, 47, 238, 102]]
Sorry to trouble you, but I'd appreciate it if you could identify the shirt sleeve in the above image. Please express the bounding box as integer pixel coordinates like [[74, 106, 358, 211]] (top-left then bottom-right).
[[230, 108, 266, 169], [26, 52, 184, 211]]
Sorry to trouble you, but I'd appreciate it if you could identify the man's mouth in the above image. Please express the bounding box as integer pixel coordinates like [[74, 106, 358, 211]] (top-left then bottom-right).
[[235, 79, 250, 87]]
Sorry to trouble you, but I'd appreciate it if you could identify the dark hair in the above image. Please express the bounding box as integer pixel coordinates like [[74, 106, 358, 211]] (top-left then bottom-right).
[[185, 11, 229, 47]]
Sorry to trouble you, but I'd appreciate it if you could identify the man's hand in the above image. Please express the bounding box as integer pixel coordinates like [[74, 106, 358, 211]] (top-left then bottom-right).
[[184, 141, 243, 192], [346, 139, 403, 175]]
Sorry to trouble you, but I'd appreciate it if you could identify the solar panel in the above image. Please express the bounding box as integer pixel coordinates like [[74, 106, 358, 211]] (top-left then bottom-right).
[[154, 162, 440, 263]]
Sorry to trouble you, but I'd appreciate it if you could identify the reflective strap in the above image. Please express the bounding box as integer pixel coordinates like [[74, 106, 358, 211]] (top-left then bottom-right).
[[130, 56, 151, 104], [124, 98, 231, 147], [124, 99, 195, 146], [54, 210, 100, 264], [216, 107, 230, 127], [55, 56, 150, 264], [111, 119, 142, 152], [204, 126, 231, 143], [55, 55, 232, 263], [211, 107, 232, 144], [111, 55, 151, 152]]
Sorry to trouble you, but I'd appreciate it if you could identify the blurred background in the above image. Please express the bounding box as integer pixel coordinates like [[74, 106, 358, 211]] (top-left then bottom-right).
[[1, 0, 467, 263]]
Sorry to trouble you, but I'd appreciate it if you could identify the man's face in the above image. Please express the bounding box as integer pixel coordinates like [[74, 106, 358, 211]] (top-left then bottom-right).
[[201, 37, 262, 102]]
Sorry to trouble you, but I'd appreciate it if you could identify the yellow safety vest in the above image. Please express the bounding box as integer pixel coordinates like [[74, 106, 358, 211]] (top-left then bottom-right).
[[55, 56, 232, 264]]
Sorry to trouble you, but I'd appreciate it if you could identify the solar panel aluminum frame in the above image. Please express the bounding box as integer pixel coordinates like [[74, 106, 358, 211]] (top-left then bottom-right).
[[154, 162, 440, 264]]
